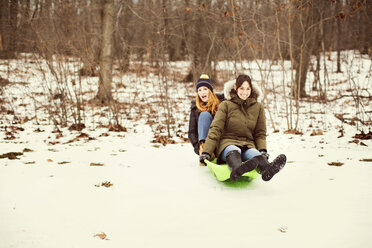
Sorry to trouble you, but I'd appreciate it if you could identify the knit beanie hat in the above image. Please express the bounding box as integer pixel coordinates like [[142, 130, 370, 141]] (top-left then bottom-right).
[[196, 74, 213, 92]]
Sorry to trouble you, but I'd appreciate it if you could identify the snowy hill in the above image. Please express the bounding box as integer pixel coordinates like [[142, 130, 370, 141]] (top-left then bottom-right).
[[0, 51, 371, 248]]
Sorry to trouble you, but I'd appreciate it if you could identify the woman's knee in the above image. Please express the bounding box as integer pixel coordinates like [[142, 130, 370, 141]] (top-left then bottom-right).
[[221, 145, 241, 162], [225, 145, 241, 153], [198, 111, 213, 121], [223, 145, 241, 156], [242, 148, 261, 160]]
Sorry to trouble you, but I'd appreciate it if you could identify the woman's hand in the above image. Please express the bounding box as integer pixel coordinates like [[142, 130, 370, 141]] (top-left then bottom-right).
[[199, 153, 211, 165]]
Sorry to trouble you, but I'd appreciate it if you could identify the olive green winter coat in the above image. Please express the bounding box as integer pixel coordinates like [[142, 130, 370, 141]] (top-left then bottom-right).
[[203, 93, 267, 159]]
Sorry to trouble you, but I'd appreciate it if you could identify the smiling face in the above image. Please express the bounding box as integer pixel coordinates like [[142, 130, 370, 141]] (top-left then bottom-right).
[[197, 86, 210, 102], [236, 81, 251, 100]]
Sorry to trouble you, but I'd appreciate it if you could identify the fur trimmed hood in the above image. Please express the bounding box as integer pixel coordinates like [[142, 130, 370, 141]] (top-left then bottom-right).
[[223, 79, 262, 101]]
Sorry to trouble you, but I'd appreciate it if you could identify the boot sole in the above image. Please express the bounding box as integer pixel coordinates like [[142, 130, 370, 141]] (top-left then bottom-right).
[[262, 154, 286, 181]]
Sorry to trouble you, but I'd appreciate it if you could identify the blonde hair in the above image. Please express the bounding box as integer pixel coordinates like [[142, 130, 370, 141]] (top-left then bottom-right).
[[196, 89, 220, 115]]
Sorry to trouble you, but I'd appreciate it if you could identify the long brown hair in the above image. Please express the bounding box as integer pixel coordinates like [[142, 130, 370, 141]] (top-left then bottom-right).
[[196, 89, 220, 115]]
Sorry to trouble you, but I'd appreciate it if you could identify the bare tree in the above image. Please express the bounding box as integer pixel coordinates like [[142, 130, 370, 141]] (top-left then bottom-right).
[[360, 0, 372, 55], [92, 0, 115, 105], [79, 0, 102, 76], [18, 0, 32, 52], [184, 0, 216, 83], [1, 0, 18, 58], [0, 0, 9, 56], [336, 0, 342, 73]]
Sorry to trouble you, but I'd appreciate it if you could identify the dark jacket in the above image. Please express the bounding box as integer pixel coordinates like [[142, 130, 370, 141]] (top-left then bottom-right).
[[203, 80, 266, 159], [188, 93, 224, 154]]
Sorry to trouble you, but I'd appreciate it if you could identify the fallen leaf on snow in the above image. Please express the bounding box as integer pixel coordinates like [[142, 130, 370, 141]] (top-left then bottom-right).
[[101, 181, 113, 188], [359, 158, 372, 162], [328, 162, 344, 166], [151, 135, 176, 146], [284, 129, 303, 135], [68, 123, 86, 131], [90, 162, 104, 166], [4, 134, 16, 140], [278, 226, 288, 233], [66, 132, 94, 143], [58, 161, 70, 164], [353, 131, 372, 140], [55, 133, 63, 139], [0, 152, 23, 160], [310, 129, 323, 136], [93, 232, 109, 240], [108, 124, 127, 132]]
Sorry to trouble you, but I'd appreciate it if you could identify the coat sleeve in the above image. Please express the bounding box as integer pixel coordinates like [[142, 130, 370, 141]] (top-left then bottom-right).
[[203, 102, 228, 156], [253, 104, 267, 151], [188, 107, 199, 155]]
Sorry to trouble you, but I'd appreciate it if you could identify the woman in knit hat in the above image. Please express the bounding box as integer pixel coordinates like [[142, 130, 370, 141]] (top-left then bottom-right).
[[200, 74, 287, 181], [188, 74, 224, 161]]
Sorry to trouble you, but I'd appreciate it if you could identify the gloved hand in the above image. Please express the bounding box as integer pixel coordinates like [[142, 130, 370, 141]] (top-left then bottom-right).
[[260, 150, 269, 160], [199, 153, 211, 166]]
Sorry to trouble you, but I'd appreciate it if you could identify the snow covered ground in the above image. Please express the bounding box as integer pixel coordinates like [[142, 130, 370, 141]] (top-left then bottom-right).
[[1, 51, 371, 248]]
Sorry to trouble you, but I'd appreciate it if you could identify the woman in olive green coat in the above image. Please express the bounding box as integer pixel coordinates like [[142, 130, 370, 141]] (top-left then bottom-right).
[[200, 74, 286, 181]]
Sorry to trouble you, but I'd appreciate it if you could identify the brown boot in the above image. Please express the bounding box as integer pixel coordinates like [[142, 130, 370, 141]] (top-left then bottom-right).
[[199, 141, 205, 156], [199, 141, 205, 166]]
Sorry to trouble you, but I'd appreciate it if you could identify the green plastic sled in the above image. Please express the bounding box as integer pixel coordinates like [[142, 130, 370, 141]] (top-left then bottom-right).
[[205, 159, 259, 182]]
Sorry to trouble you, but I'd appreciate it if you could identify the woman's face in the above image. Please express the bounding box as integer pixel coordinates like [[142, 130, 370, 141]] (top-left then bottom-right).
[[197, 86, 210, 102], [236, 81, 251, 100]]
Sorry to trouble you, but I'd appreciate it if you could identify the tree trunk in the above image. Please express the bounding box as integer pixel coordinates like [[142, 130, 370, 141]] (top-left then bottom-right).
[[94, 0, 115, 105], [186, 0, 214, 83], [0, 0, 8, 56], [116, 1, 131, 72], [366, 0, 372, 56], [294, 51, 310, 98], [80, 0, 102, 76], [179, 0, 190, 62], [7, 0, 18, 58], [336, 0, 342, 72], [162, 0, 175, 61], [291, 1, 317, 98], [18, 0, 31, 52], [360, 0, 371, 55], [39, 0, 52, 59], [0, 1, 9, 55]]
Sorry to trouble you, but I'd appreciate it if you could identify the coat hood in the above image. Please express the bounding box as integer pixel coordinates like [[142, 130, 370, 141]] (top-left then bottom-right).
[[223, 79, 262, 101]]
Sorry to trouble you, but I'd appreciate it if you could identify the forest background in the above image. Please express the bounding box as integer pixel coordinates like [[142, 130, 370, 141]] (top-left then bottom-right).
[[1, 1, 372, 247], [0, 0, 371, 140]]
